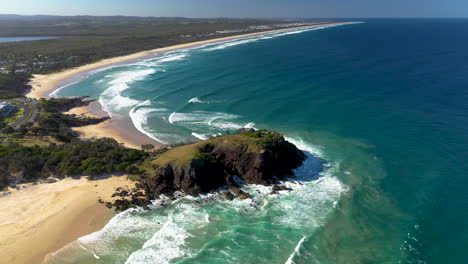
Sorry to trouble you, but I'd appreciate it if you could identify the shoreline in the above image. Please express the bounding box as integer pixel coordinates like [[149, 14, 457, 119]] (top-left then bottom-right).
[[26, 22, 351, 99], [65, 101, 162, 149], [8, 22, 357, 263], [26, 22, 354, 149], [0, 175, 134, 264]]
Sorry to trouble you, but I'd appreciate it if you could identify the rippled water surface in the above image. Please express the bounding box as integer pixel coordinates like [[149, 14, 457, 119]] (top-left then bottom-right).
[[52, 19, 468, 263]]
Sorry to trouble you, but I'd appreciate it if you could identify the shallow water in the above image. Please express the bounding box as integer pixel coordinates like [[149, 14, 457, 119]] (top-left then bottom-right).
[[52, 19, 468, 263]]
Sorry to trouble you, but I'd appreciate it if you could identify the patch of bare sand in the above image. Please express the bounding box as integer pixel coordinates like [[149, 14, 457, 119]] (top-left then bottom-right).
[[0, 176, 133, 264]]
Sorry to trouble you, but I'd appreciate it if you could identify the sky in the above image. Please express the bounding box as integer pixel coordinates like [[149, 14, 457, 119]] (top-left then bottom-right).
[[0, 0, 467, 18]]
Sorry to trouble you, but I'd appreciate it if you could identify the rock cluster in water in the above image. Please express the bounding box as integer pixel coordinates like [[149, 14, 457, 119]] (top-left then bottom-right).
[[109, 129, 306, 210]]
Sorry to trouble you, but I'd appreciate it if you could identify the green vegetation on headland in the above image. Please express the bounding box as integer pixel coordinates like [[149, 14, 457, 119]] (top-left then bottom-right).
[[0, 16, 313, 207], [0, 138, 148, 188], [0, 97, 132, 189], [109, 129, 306, 210], [35, 97, 109, 142], [1, 97, 109, 143], [0, 73, 31, 98], [0, 121, 306, 214]]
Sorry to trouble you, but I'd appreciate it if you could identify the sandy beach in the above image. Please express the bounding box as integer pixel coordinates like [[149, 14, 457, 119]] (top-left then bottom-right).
[[26, 23, 343, 100], [2, 22, 347, 264], [25, 23, 346, 149], [0, 176, 133, 264], [72, 120, 142, 149]]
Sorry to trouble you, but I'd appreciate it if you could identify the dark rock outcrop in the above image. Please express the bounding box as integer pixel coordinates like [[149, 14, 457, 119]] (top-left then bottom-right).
[[224, 191, 235, 201], [272, 185, 293, 192], [111, 130, 306, 210]]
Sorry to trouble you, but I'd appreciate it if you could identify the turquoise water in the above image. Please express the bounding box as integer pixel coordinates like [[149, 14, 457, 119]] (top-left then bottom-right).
[[0, 36, 57, 43], [50, 20, 468, 263]]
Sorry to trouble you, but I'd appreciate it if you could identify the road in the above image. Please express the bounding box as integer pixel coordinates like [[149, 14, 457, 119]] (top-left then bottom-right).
[[6, 98, 39, 128]]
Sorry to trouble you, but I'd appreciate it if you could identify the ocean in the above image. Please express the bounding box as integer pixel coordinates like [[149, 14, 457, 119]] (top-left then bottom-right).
[[0, 36, 57, 43], [48, 19, 468, 263]]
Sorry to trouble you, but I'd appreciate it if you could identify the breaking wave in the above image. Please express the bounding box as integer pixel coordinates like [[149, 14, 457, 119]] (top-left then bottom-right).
[[285, 236, 307, 264], [44, 137, 347, 263], [129, 100, 170, 144], [49, 81, 80, 98], [99, 69, 155, 115], [188, 97, 205, 103], [168, 111, 239, 125], [202, 23, 356, 51]]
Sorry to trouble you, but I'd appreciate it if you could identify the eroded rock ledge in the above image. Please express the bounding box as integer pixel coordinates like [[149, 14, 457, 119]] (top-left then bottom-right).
[[109, 129, 306, 210]]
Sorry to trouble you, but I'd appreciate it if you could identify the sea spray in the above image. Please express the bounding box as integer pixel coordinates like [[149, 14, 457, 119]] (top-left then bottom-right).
[[48, 21, 431, 263], [98, 69, 155, 115], [44, 138, 347, 264]]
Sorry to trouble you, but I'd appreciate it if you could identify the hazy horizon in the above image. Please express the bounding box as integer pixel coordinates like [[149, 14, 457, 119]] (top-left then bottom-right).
[[0, 0, 466, 19], [1, 14, 468, 20]]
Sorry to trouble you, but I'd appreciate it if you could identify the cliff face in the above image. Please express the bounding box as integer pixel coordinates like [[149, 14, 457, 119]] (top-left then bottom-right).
[[139, 129, 305, 196], [110, 130, 306, 210]]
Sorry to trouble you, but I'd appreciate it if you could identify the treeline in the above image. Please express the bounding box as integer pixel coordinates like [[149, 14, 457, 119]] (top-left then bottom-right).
[[0, 16, 316, 74], [0, 16, 288, 37], [0, 138, 148, 189], [39, 97, 90, 112], [4, 98, 110, 142], [0, 16, 323, 97], [0, 73, 31, 98], [34, 111, 109, 142], [36, 98, 110, 142]]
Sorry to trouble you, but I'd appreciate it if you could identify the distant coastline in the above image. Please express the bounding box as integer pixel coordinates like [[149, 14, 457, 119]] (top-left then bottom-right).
[[8, 21, 360, 264], [26, 22, 356, 149]]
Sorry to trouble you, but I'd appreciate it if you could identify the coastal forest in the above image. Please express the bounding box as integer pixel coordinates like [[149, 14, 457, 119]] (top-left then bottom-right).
[[0, 97, 147, 189], [0, 15, 321, 190], [0, 15, 323, 97]]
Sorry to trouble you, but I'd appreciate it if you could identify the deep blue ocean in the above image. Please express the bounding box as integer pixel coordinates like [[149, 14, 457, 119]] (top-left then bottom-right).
[[50, 19, 468, 263]]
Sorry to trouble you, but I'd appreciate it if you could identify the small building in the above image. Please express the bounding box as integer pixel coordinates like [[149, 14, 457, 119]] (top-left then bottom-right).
[[0, 102, 17, 118]]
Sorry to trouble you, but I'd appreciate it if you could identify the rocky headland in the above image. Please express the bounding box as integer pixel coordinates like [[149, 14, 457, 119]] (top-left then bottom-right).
[[109, 129, 306, 210]]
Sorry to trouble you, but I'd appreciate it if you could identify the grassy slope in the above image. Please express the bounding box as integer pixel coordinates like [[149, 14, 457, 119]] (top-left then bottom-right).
[[150, 131, 281, 168]]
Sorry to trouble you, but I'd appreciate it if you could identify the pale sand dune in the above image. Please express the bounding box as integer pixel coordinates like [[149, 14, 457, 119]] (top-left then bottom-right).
[[72, 119, 141, 149], [64, 106, 100, 118], [0, 176, 133, 264]]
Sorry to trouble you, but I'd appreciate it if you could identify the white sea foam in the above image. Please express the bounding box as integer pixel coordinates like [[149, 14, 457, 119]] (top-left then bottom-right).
[[158, 54, 187, 63], [204, 38, 261, 51], [269, 137, 347, 228], [163, 110, 254, 143], [49, 81, 80, 98], [191, 132, 209, 140], [244, 122, 256, 129], [124, 218, 193, 264], [285, 136, 323, 156], [133, 53, 189, 67], [77, 241, 100, 259], [207, 120, 256, 130], [99, 69, 155, 115], [168, 111, 239, 125], [285, 236, 307, 264], [50, 137, 348, 263], [43, 22, 365, 263], [129, 101, 170, 144], [123, 201, 210, 264], [89, 64, 124, 75], [203, 23, 357, 52], [208, 120, 243, 130], [188, 97, 205, 103]]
